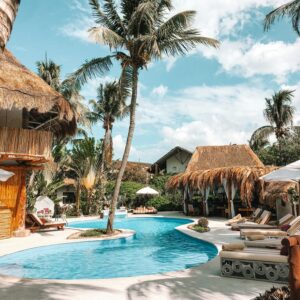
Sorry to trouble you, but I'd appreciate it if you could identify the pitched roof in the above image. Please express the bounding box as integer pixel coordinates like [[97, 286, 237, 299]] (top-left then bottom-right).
[[0, 49, 76, 137], [150, 146, 193, 171], [186, 144, 264, 172]]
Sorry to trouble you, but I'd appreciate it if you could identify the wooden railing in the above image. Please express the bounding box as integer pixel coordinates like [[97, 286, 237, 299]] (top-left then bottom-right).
[[0, 127, 53, 162]]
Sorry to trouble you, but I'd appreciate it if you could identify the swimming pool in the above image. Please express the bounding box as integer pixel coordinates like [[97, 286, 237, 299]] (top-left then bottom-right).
[[0, 217, 217, 280]]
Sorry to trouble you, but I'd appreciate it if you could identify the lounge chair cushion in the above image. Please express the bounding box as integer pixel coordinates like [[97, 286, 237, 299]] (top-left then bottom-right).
[[247, 235, 265, 241], [222, 243, 245, 251]]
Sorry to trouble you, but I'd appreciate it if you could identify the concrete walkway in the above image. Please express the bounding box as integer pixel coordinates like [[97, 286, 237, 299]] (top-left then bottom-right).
[[0, 213, 279, 300]]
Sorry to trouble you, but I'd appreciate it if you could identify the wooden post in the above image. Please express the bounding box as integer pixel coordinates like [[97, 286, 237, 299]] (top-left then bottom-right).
[[227, 180, 232, 219]]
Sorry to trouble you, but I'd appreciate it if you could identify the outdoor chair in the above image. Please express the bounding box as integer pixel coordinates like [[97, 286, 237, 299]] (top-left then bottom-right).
[[231, 210, 272, 231], [25, 213, 66, 232], [220, 245, 289, 283], [240, 216, 300, 239]]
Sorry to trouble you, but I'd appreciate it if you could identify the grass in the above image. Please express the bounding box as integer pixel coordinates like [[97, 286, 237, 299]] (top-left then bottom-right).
[[79, 229, 108, 238], [189, 225, 210, 233]]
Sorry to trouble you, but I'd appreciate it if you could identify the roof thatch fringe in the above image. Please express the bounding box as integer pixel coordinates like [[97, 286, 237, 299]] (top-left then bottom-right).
[[167, 166, 278, 206], [262, 181, 297, 208]]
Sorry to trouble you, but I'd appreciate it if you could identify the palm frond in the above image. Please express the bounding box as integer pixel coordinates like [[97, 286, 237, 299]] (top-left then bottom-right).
[[89, 26, 125, 49], [67, 56, 113, 90], [264, 0, 300, 35]]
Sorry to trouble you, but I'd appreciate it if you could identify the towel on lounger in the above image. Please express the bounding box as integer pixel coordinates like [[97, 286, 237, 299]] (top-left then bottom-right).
[[247, 235, 265, 241], [222, 243, 245, 251]]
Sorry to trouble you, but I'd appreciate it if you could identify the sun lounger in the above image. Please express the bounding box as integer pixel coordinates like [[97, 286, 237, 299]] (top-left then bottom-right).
[[226, 208, 263, 226], [231, 210, 272, 230], [233, 213, 294, 231], [244, 239, 282, 249], [25, 213, 66, 232], [132, 207, 158, 215], [220, 246, 289, 283], [240, 216, 300, 239]]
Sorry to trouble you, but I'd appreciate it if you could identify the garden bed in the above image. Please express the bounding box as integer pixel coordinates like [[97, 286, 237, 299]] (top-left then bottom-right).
[[67, 229, 122, 240]]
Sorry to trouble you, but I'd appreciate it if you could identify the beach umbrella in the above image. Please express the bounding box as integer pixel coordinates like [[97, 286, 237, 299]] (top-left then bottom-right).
[[260, 160, 300, 183], [0, 168, 14, 182], [136, 187, 159, 196], [34, 196, 55, 213]]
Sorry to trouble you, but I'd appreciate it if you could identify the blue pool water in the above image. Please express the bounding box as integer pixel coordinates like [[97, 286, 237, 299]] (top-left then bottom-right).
[[0, 217, 217, 279]]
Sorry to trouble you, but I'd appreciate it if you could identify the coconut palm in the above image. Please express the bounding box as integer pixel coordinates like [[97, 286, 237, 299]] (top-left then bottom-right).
[[249, 90, 295, 154], [68, 0, 219, 233], [36, 56, 90, 136], [66, 137, 102, 215], [0, 0, 21, 51], [89, 82, 129, 170], [37, 55, 61, 92], [264, 0, 300, 35]]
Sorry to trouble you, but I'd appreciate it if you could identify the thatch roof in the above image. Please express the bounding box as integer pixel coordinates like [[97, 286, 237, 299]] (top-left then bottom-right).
[[0, 49, 76, 137], [186, 144, 263, 172], [263, 181, 297, 208], [167, 145, 274, 206]]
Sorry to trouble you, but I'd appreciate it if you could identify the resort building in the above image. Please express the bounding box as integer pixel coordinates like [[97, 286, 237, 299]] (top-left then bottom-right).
[[0, 49, 76, 239], [168, 144, 276, 218], [150, 146, 192, 175]]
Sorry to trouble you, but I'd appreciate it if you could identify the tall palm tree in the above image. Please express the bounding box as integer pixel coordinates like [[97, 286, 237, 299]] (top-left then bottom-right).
[[36, 55, 61, 92], [69, 0, 219, 233], [249, 90, 295, 154], [264, 0, 300, 35], [0, 0, 21, 51], [89, 81, 129, 171], [66, 137, 102, 215]]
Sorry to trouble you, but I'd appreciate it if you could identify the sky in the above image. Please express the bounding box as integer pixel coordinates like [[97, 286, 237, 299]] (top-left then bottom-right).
[[8, 0, 300, 163]]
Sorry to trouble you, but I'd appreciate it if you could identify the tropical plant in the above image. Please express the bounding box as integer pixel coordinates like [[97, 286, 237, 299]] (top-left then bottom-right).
[[0, 0, 21, 51], [65, 137, 102, 215], [249, 90, 295, 153], [89, 81, 129, 170], [264, 0, 300, 35], [69, 0, 219, 233]]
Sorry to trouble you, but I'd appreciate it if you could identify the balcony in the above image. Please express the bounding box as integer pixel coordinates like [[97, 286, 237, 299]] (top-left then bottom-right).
[[0, 127, 53, 164]]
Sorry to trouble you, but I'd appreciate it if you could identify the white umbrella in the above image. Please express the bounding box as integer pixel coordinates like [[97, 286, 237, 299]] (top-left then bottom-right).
[[136, 187, 159, 196], [34, 196, 55, 213], [0, 169, 14, 182], [260, 160, 300, 183]]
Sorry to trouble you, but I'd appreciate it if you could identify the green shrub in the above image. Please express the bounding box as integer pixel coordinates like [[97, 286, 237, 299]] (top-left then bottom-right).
[[197, 217, 209, 227], [79, 229, 107, 237], [146, 195, 182, 211], [191, 225, 210, 233]]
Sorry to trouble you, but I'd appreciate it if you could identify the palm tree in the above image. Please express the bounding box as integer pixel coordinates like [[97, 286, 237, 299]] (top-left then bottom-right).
[[37, 55, 61, 91], [264, 0, 300, 35], [66, 137, 102, 215], [249, 90, 295, 155], [89, 82, 129, 171], [69, 0, 219, 233], [0, 0, 21, 51], [36, 56, 90, 136]]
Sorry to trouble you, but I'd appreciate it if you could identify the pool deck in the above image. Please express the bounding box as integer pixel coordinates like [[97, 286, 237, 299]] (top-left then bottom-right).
[[0, 212, 279, 300]]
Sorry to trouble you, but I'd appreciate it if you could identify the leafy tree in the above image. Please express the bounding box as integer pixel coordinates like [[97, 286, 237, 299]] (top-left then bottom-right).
[[69, 0, 219, 233], [249, 90, 295, 155], [89, 82, 129, 170], [265, 0, 300, 35]]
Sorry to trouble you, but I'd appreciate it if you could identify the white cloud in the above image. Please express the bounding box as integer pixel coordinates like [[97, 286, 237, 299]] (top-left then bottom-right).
[[113, 134, 142, 161], [202, 38, 300, 83], [152, 85, 168, 97]]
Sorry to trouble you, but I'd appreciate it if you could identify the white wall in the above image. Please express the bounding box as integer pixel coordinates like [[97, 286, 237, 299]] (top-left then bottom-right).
[[166, 152, 191, 174]]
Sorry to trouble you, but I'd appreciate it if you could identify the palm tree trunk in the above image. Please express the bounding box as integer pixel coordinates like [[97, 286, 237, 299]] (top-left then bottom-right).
[[0, 0, 20, 51], [75, 181, 81, 216], [106, 66, 138, 234], [101, 125, 112, 172]]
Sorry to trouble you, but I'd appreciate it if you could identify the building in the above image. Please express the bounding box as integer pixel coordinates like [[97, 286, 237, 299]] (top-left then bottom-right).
[[0, 49, 76, 239], [150, 146, 192, 175]]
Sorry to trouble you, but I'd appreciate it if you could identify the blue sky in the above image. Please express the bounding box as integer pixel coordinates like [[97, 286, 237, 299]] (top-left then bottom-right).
[[8, 0, 300, 163]]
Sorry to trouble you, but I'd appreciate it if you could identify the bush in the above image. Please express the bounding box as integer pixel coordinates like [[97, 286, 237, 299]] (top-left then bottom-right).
[[254, 286, 290, 300], [198, 217, 209, 228], [191, 225, 210, 233], [146, 195, 182, 211]]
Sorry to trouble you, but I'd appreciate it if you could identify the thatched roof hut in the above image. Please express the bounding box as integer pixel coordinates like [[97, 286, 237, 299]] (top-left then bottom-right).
[[0, 49, 76, 138], [167, 145, 277, 217], [0, 49, 77, 239]]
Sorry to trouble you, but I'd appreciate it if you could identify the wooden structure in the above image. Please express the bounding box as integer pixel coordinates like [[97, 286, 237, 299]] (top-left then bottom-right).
[[168, 145, 277, 218], [0, 49, 76, 239]]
